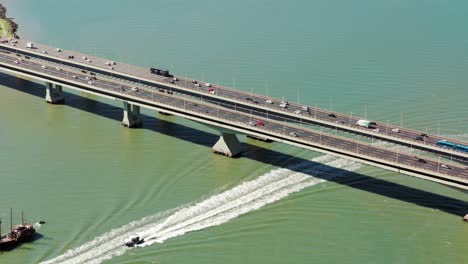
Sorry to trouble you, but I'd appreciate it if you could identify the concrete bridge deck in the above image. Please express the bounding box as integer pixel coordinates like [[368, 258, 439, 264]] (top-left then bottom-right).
[[1, 39, 467, 163], [0, 46, 467, 190]]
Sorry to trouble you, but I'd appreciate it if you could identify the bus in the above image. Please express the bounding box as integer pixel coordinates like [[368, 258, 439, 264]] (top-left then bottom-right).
[[436, 140, 468, 153]]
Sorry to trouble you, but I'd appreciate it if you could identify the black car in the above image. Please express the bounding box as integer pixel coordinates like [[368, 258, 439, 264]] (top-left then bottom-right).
[[328, 113, 336, 118], [415, 136, 424, 141], [420, 133, 428, 137], [81, 70, 87, 73], [418, 158, 427, 163]]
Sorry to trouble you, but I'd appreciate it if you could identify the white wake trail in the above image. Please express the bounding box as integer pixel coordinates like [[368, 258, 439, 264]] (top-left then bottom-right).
[[41, 155, 361, 264]]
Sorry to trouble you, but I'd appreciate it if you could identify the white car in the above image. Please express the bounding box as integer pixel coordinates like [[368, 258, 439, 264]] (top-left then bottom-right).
[[194, 83, 201, 87], [441, 164, 451, 169], [373, 128, 380, 133], [85, 76, 90, 80], [248, 121, 256, 126], [14, 60, 19, 64], [56, 66, 62, 71], [204, 83, 212, 87], [173, 77, 178, 81], [294, 110, 301, 115], [82, 56, 87, 60], [56, 48, 62, 52], [88, 81, 94, 85], [105, 61, 112, 66], [131, 87, 139, 92], [41, 65, 47, 69], [266, 99, 273, 104], [72, 75, 77, 79], [289, 132, 298, 137], [280, 102, 287, 108], [302, 105, 309, 111], [43, 50, 48, 54], [391, 128, 400, 133]]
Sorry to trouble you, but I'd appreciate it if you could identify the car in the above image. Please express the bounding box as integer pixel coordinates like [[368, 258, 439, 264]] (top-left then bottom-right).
[[294, 110, 301, 115], [43, 50, 48, 54], [391, 128, 400, 133], [56, 48, 62, 52], [72, 75, 77, 79], [256, 121, 264, 126], [328, 113, 336, 118], [81, 70, 87, 73], [24, 56, 30, 59], [246, 97, 253, 101], [289, 132, 298, 137], [415, 136, 424, 141], [68, 55, 75, 59], [87, 81, 94, 85], [192, 80, 198, 84], [418, 158, 427, 163], [279, 102, 287, 108], [208, 88, 215, 94], [14, 60, 18, 64], [169, 80, 175, 84], [85, 76, 90, 80], [120, 86, 125, 91], [41, 65, 47, 69], [131, 87, 139, 92], [302, 105, 309, 111], [194, 83, 201, 87], [105, 61, 112, 66], [90, 72, 95, 75], [248, 121, 256, 126], [173, 77, 178, 81], [204, 83, 211, 87], [373, 128, 380, 133], [56, 66, 62, 71], [82, 56, 87, 60], [421, 133, 428, 137], [441, 164, 451, 169], [266, 99, 273, 104], [158, 89, 165, 93]]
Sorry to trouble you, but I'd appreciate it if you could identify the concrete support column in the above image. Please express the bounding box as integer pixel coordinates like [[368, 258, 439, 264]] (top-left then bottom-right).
[[122, 102, 142, 128], [212, 132, 242, 157], [45, 82, 65, 104]]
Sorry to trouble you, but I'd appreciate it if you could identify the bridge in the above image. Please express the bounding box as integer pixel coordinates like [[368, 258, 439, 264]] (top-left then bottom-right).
[[0, 38, 467, 190]]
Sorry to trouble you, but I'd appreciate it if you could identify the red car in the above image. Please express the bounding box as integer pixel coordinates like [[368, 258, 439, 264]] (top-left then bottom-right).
[[256, 121, 264, 126]]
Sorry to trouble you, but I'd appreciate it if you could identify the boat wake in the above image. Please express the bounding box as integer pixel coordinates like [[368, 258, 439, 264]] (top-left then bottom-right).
[[41, 155, 362, 264]]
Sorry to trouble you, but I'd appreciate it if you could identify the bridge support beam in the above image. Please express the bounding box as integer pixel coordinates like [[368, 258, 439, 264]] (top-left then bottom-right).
[[212, 132, 242, 158], [122, 102, 142, 128], [45, 82, 64, 104]]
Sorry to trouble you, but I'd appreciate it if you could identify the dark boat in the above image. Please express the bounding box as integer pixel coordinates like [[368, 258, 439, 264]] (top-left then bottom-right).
[[125, 236, 144, 247], [0, 209, 36, 251]]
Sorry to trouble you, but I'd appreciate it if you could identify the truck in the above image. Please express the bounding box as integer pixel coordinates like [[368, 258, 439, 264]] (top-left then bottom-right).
[[355, 119, 376, 128], [26, 42, 34, 48]]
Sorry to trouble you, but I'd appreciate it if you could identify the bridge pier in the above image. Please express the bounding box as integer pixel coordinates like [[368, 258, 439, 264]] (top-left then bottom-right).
[[212, 132, 242, 158], [122, 102, 142, 128], [45, 82, 65, 104]]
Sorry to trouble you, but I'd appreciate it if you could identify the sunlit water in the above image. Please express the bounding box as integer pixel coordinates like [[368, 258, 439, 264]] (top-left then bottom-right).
[[0, 1, 467, 263]]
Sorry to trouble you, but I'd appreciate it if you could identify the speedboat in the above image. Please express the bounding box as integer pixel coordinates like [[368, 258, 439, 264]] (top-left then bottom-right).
[[125, 236, 144, 247]]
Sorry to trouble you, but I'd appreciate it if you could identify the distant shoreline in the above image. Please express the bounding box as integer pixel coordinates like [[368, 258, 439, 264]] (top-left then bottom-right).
[[0, 3, 19, 38]]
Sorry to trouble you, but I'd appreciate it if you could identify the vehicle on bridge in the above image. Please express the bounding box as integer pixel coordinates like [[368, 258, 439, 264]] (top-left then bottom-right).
[[436, 140, 468, 153], [150, 68, 173, 78], [356, 119, 376, 128]]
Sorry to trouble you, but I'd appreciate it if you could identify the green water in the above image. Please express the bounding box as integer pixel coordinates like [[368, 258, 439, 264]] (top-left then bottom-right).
[[1, 0, 467, 263]]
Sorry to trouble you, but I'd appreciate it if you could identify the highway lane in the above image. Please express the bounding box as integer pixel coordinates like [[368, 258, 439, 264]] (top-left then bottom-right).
[[1, 51, 468, 187], [1, 39, 467, 162]]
